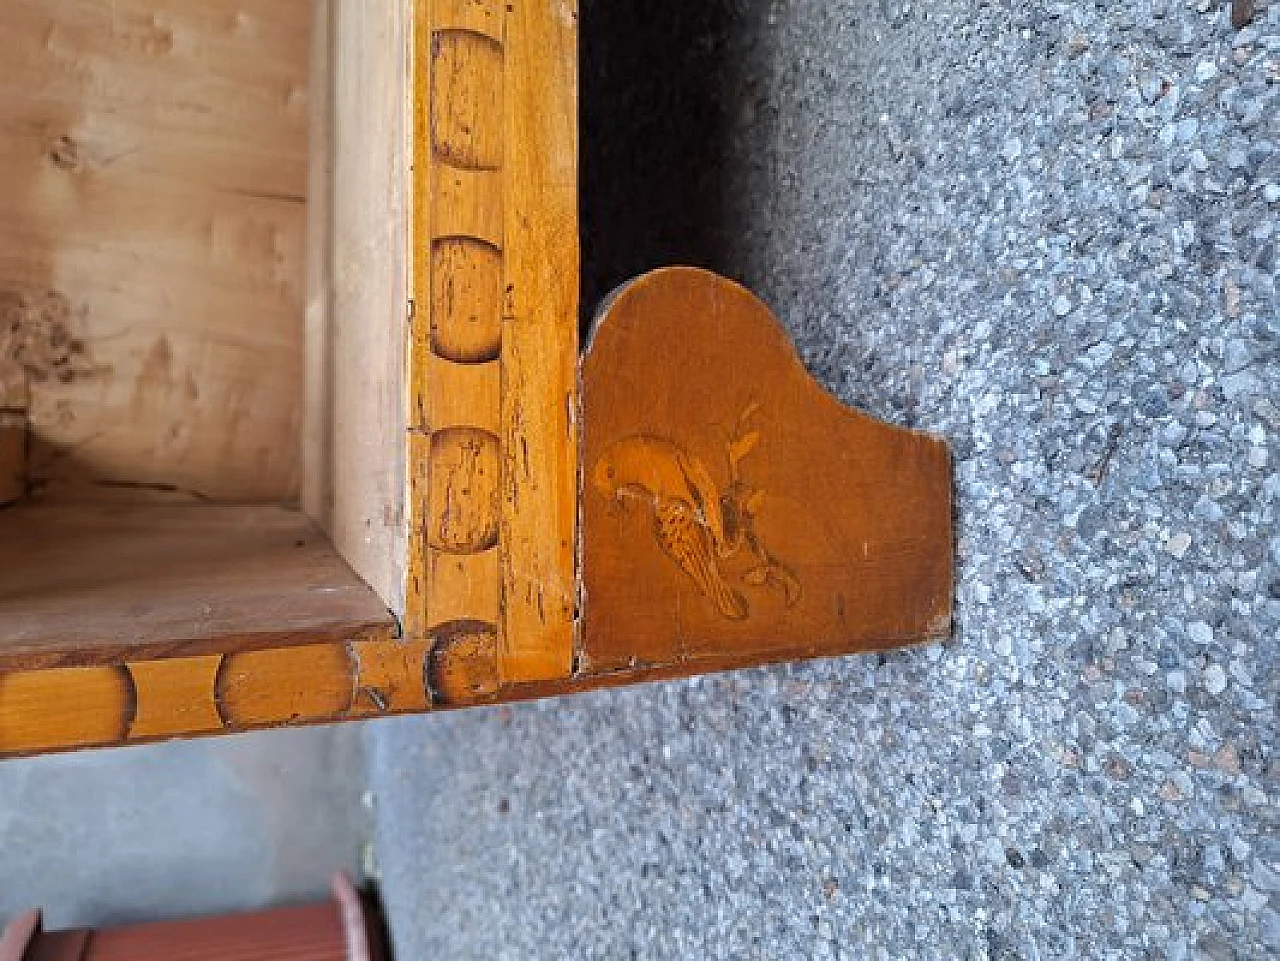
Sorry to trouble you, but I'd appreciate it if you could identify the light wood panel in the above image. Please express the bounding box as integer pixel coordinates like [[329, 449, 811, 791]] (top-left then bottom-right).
[[0, 490, 395, 671], [0, 0, 310, 500], [303, 0, 410, 611], [303, 0, 335, 541]]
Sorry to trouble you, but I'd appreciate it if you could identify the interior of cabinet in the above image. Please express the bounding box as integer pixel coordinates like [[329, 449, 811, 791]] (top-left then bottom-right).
[[0, 0, 407, 667]]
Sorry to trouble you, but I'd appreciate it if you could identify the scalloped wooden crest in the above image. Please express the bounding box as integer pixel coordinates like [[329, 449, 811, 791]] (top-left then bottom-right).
[[579, 267, 953, 677]]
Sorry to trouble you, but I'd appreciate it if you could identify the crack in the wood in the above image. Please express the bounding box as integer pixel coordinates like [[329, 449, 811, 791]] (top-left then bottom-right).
[[218, 188, 305, 204]]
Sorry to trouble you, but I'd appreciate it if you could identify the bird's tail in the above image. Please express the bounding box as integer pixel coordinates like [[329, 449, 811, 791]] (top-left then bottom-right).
[[706, 572, 749, 620], [683, 548, 749, 620]]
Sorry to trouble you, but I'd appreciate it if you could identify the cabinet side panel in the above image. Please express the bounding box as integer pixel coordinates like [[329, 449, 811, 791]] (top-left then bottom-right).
[[303, 0, 335, 531], [310, 0, 410, 612], [0, 0, 309, 500]]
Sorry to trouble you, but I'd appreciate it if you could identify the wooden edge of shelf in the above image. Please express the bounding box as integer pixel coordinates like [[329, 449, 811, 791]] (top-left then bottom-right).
[[0, 625, 952, 761], [0, 629, 412, 759], [0, 619, 396, 675]]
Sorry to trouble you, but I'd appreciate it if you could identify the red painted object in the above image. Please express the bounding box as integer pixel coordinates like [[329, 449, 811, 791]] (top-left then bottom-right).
[[1, 875, 384, 961]]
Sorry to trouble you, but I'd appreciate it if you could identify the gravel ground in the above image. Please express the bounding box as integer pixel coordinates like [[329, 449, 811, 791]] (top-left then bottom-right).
[[370, 1, 1278, 958]]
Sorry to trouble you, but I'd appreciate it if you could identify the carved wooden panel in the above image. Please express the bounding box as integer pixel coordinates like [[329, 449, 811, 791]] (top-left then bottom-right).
[[0, 639, 406, 757], [578, 268, 953, 675], [127, 656, 223, 739], [406, 0, 506, 658]]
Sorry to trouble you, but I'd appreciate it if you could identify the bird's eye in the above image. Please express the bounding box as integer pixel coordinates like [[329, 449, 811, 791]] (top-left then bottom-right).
[[607, 467, 615, 479]]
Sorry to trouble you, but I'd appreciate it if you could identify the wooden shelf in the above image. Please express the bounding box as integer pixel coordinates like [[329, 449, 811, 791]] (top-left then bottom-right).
[[0, 490, 394, 672], [0, 1, 955, 759]]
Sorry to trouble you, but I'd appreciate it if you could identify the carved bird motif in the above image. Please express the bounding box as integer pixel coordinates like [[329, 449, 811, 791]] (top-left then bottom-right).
[[594, 409, 801, 620], [594, 434, 749, 619]]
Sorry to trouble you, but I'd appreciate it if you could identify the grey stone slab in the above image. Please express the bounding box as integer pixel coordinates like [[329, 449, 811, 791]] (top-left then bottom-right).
[[0, 725, 368, 931]]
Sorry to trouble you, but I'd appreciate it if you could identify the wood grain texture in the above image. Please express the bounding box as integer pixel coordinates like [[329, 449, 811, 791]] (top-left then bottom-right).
[[304, 0, 410, 611], [0, 636, 432, 757], [432, 165, 503, 246], [350, 636, 433, 714], [425, 619, 500, 705], [433, 0, 504, 42], [580, 268, 953, 673], [127, 654, 223, 738], [0, 0, 309, 500], [422, 540, 501, 628], [430, 30, 503, 171], [405, 0, 501, 644], [406, 0, 577, 687], [0, 490, 395, 671], [216, 643, 354, 728], [303, 0, 335, 545], [425, 426, 500, 553], [430, 237, 503, 363], [497, 0, 578, 683], [420, 352, 501, 434], [0, 665, 134, 755]]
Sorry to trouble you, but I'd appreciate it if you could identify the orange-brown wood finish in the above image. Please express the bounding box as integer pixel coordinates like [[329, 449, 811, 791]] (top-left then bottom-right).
[[405, 0, 578, 688], [425, 267, 952, 708], [0, 638, 413, 758], [579, 268, 953, 674]]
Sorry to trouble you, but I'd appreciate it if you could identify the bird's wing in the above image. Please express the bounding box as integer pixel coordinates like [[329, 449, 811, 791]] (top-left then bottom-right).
[[654, 500, 748, 620], [677, 452, 727, 551]]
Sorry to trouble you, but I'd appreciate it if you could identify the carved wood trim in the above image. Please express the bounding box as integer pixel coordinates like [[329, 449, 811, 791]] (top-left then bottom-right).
[[405, 0, 578, 687]]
